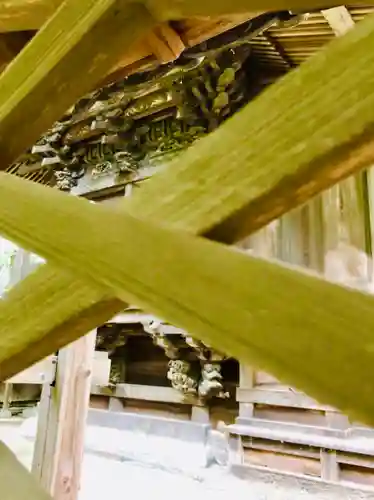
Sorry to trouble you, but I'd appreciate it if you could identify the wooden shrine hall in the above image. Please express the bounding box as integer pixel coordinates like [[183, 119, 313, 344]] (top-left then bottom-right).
[[3, 0, 374, 499]]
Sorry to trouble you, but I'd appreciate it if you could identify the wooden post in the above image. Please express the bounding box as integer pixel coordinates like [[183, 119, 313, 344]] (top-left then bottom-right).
[[308, 192, 351, 432], [238, 365, 254, 418], [0, 382, 12, 418], [320, 449, 340, 482], [32, 331, 96, 500], [237, 224, 278, 418], [0, 247, 32, 417]]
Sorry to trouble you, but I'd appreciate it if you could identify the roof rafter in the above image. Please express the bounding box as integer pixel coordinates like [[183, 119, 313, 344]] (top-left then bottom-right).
[[0, 1, 371, 31]]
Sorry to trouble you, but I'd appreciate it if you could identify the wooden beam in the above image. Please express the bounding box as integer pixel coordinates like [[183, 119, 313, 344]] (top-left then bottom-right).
[[148, 1, 373, 19], [3, 177, 374, 423], [236, 387, 333, 411], [91, 383, 191, 404], [101, 13, 258, 88], [7, 355, 56, 384], [145, 23, 185, 64], [3, 10, 374, 395], [0, 0, 155, 169], [0, 1, 370, 30], [0, 441, 51, 500], [32, 332, 96, 500], [0, 0, 62, 32], [176, 13, 259, 47]]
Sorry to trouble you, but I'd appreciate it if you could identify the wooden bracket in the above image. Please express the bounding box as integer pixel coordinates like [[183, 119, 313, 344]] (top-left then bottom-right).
[[146, 23, 185, 64]]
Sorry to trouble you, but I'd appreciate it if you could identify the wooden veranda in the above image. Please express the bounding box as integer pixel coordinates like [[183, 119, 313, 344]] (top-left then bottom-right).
[[3, 0, 374, 499]]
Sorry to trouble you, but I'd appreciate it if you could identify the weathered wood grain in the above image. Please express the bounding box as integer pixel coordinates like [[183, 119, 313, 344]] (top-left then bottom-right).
[[0, 0, 155, 168], [1, 175, 374, 424], [50, 334, 96, 500], [0, 0, 62, 32]]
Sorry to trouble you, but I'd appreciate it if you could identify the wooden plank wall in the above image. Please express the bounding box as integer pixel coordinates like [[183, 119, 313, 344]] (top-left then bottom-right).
[[236, 174, 374, 487]]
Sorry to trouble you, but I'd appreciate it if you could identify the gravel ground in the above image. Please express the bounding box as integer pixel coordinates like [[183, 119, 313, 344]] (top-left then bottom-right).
[[0, 420, 372, 500]]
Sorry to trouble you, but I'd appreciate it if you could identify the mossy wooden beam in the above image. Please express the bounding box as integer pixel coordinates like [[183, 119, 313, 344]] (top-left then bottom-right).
[[4, 12, 374, 384], [2, 174, 374, 424], [0, 0, 62, 32], [0, 441, 51, 500], [0, 0, 155, 168], [147, 0, 365, 19]]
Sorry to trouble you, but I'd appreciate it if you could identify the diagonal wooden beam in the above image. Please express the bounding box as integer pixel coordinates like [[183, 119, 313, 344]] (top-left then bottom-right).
[[1, 173, 374, 424], [149, 0, 373, 19], [0, 0, 155, 169], [3, 9, 374, 387], [0, 441, 51, 500]]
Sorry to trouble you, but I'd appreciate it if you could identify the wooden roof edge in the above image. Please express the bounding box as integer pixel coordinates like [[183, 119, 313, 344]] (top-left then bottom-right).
[[0, 13, 260, 90], [0, 1, 370, 32]]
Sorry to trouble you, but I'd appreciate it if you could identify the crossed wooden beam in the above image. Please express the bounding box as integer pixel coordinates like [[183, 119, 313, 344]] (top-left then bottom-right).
[[1, 0, 374, 439]]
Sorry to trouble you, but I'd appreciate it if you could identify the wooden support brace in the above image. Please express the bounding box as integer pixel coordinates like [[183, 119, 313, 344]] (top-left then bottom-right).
[[3, 0, 374, 379], [32, 332, 96, 500], [3, 176, 374, 425], [0, 441, 51, 500]]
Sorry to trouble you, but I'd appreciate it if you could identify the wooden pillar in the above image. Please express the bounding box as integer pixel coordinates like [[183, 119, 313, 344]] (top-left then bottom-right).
[[237, 225, 278, 419], [0, 382, 12, 418], [308, 192, 351, 432], [320, 449, 340, 482], [32, 331, 96, 500], [238, 365, 254, 418]]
